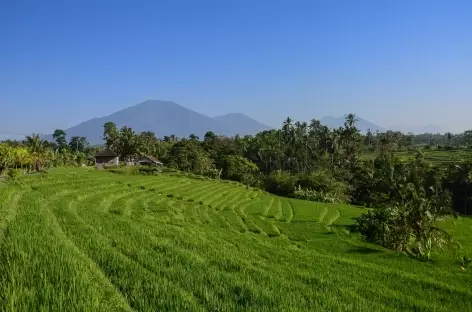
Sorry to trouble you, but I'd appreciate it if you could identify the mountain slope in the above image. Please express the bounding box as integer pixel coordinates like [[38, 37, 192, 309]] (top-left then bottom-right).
[[46, 100, 270, 144], [212, 113, 271, 135], [389, 124, 444, 134], [320, 115, 385, 132]]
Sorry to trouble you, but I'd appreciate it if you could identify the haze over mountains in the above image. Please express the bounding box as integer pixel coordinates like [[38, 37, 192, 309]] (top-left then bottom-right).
[[40, 100, 447, 145], [46, 100, 271, 145]]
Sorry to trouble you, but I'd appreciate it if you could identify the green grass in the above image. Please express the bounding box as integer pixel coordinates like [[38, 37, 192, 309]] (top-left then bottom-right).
[[0, 168, 471, 311], [362, 149, 472, 165]]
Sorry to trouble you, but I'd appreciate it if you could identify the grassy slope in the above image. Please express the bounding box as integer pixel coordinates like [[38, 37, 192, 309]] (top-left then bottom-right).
[[362, 149, 472, 164], [0, 168, 471, 311]]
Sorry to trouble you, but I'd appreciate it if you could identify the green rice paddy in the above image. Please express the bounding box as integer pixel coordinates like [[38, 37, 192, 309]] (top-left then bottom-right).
[[362, 149, 472, 164], [0, 168, 471, 311]]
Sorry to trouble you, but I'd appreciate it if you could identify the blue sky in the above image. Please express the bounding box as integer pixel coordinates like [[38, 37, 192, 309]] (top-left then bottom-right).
[[1, 0, 471, 136]]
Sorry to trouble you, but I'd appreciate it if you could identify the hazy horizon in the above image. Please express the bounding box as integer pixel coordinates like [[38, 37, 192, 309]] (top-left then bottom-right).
[[2, 0, 471, 136]]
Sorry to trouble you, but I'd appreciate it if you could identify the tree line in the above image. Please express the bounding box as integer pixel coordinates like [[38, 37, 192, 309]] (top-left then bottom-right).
[[1, 114, 472, 259]]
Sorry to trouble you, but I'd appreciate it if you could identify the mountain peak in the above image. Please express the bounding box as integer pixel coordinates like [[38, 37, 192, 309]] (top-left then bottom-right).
[[45, 100, 270, 144]]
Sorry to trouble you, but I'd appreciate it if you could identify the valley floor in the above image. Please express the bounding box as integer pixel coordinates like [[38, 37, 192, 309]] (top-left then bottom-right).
[[0, 168, 471, 311]]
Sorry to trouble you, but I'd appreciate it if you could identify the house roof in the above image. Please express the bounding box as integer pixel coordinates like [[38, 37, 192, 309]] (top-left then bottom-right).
[[94, 148, 118, 157], [138, 155, 163, 164]]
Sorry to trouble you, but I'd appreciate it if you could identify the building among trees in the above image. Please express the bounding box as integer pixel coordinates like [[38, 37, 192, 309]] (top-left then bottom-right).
[[94, 149, 119, 169], [136, 155, 163, 166]]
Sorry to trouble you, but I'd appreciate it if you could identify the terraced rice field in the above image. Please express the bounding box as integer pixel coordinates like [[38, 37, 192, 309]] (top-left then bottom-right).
[[362, 149, 472, 165], [0, 168, 471, 311]]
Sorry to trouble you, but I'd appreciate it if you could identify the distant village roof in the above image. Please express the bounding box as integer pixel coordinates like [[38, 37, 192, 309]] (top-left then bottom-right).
[[94, 148, 118, 158], [138, 155, 163, 164]]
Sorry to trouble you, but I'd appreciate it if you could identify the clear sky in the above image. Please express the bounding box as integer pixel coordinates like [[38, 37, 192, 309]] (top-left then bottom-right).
[[1, 0, 471, 136]]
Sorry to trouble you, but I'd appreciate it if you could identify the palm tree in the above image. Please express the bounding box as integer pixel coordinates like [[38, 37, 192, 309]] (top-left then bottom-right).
[[25, 133, 46, 153], [344, 113, 358, 129]]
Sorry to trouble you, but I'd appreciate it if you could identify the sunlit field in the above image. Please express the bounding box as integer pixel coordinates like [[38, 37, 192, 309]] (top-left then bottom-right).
[[362, 149, 472, 165], [0, 168, 471, 311]]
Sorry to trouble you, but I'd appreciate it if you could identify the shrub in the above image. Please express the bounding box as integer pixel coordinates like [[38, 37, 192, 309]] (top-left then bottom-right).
[[7, 169, 22, 181], [293, 170, 349, 203], [167, 194, 174, 198], [187, 198, 194, 202], [357, 197, 453, 259], [139, 185, 146, 190], [293, 186, 348, 204], [138, 166, 159, 175], [206, 168, 222, 179], [357, 206, 411, 251], [264, 170, 297, 197]]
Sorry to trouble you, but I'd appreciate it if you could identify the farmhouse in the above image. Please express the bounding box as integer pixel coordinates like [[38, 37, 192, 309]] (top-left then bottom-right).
[[136, 155, 163, 166], [94, 149, 119, 169]]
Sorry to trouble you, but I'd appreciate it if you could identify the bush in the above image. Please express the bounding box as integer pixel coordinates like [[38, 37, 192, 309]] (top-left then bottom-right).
[[357, 197, 453, 259], [7, 169, 22, 181], [206, 168, 222, 179], [293, 186, 348, 204], [357, 206, 411, 251], [294, 170, 350, 203], [264, 170, 297, 197]]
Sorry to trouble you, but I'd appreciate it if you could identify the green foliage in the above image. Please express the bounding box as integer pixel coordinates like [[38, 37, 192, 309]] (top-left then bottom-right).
[[357, 197, 453, 259], [137, 166, 160, 175], [459, 255, 472, 271], [222, 155, 258, 181], [7, 168, 22, 181], [296, 170, 350, 203], [69, 136, 89, 152], [264, 170, 297, 196], [293, 186, 347, 204], [206, 168, 222, 179], [53, 129, 68, 151], [167, 140, 213, 175]]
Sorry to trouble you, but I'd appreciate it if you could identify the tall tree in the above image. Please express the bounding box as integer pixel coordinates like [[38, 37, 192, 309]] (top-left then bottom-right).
[[69, 136, 89, 152], [53, 129, 68, 151], [118, 126, 138, 161], [103, 121, 119, 151]]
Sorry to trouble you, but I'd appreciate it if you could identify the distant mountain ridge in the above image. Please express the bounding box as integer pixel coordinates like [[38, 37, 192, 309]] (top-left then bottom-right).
[[44, 100, 271, 145], [389, 124, 445, 134], [212, 113, 271, 136]]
